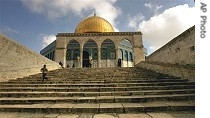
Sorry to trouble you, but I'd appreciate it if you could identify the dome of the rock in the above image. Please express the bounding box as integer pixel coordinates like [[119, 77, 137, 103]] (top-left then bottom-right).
[[75, 15, 114, 33]]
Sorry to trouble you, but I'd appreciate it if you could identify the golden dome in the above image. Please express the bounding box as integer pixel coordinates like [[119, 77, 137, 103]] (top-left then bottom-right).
[[75, 15, 114, 33]]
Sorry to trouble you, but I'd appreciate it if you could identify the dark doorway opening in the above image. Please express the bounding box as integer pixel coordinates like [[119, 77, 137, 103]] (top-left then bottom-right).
[[83, 51, 90, 67]]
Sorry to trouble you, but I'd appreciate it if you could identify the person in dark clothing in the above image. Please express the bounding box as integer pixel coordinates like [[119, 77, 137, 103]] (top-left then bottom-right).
[[59, 61, 64, 68], [67, 64, 70, 68], [40, 64, 48, 82], [117, 58, 122, 67], [89, 59, 93, 68]]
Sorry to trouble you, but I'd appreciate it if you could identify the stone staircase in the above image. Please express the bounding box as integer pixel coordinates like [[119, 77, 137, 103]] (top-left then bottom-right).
[[0, 67, 195, 113]]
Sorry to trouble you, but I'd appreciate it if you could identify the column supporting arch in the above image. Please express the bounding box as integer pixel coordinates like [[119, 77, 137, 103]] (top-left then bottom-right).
[[115, 48, 119, 67], [98, 47, 101, 67], [79, 47, 83, 68]]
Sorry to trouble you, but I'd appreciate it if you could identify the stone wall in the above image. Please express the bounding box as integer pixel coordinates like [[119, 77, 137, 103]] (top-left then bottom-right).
[[0, 34, 60, 82], [136, 26, 195, 81], [146, 26, 195, 65], [136, 61, 195, 81]]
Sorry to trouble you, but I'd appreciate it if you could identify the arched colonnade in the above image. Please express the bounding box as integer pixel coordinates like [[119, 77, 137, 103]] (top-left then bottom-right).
[[64, 38, 134, 68]]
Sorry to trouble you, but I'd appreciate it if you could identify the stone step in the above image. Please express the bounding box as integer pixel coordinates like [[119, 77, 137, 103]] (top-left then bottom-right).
[[26, 73, 167, 79], [17, 73, 174, 80], [6, 79, 188, 83], [0, 101, 195, 113], [14, 77, 156, 81], [0, 82, 195, 87], [0, 85, 195, 92], [3, 80, 189, 84], [0, 67, 194, 114], [0, 94, 195, 104], [50, 74, 149, 76], [18, 74, 173, 78], [27, 71, 176, 75], [0, 89, 195, 98]]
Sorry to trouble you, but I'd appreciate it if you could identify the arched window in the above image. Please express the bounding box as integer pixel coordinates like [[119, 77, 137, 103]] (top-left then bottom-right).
[[101, 48, 107, 59], [124, 50, 128, 61], [66, 49, 71, 60], [83, 39, 97, 49], [129, 52, 133, 62], [66, 40, 80, 61], [67, 40, 80, 48], [110, 48, 116, 59], [93, 48, 98, 60], [101, 39, 115, 59], [83, 39, 97, 60], [73, 49, 80, 60], [119, 39, 133, 61]]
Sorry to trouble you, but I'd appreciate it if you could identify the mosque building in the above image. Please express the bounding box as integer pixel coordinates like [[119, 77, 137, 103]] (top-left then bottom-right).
[[40, 14, 146, 68]]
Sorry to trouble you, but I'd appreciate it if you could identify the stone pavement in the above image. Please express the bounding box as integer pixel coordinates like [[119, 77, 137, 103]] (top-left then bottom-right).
[[0, 111, 195, 118]]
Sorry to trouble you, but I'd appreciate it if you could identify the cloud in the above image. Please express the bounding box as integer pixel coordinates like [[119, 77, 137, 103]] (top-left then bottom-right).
[[128, 13, 145, 30], [144, 3, 162, 15], [41, 34, 56, 48], [144, 3, 152, 9], [138, 4, 195, 55], [21, 0, 121, 31]]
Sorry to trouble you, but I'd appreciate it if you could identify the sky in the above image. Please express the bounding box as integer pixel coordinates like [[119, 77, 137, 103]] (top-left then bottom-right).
[[1, 0, 209, 116], [0, 0, 195, 55]]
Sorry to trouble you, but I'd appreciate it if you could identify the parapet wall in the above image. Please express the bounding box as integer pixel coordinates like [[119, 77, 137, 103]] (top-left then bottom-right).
[[136, 61, 195, 81], [136, 26, 195, 81], [0, 34, 60, 82], [146, 26, 195, 65]]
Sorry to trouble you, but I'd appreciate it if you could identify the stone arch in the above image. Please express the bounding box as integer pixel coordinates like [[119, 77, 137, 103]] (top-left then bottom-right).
[[119, 38, 134, 67], [101, 39, 115, 59], [100, 38, 116, 47], [66, 40, 80, 67], [101, 39, 116, 67], [83, 39, 98, 50], [117, 38, 133, 46], [83, 39, 98, 67], [67, 39, 80, 48], [120, 38, 133, 48]]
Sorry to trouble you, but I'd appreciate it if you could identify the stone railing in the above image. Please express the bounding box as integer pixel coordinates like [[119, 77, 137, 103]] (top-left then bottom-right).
[[0, 34, 60, 82], [0, 64, 60, 82], [136, 61, 195, 82]]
